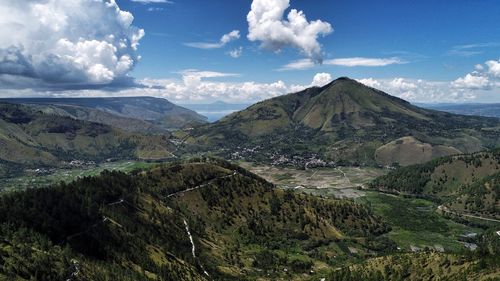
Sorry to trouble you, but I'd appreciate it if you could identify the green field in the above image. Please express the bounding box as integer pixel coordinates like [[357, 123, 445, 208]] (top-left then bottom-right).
[[0, 161, 157, 192], [356, 191, 483, 252]]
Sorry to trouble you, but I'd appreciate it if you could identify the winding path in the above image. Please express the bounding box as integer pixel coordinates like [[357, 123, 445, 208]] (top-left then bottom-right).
[[166, 171, 238, 198]]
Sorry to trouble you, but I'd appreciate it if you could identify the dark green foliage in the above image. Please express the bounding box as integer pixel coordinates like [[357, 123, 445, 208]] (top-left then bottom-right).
[[0, 158, 390, 280], [370, 156, 450, 194], [370, 150, 500, 218]]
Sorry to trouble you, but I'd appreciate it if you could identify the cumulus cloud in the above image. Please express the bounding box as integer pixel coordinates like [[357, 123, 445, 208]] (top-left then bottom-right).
[[184, 30, 240, 49], [452, 58, 500, 91], [0, 71, 335, 103], [485, 59, 500, 77], [228, 47, 243, 58], [357, 78, 380, 88], [0, 0, 144, 88], [452, 74, 491, 90], [357, 77, 478, 103], [310, 73, 332, 87], [279, 57, 405, 70], [247, 0, 332, 62]]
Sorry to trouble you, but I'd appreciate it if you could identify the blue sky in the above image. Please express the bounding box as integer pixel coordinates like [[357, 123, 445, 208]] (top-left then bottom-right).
[[124, 0, 500, 82], [0, 0, 499, 103]]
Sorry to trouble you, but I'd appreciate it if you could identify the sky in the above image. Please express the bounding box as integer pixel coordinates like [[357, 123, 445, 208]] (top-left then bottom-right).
[[0, 0, 499, 103]]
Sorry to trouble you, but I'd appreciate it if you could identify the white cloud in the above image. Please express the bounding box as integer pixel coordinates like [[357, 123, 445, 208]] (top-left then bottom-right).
[[0, 0, 144, 88], [279, 57, 405, 70], [485, 59, 500, 77], [310, 73, 331, 87], [247, 0, 332, 62], [452, 58, 500, 91], [357, 78, 380, 88], [446, 42, 500, 57], [184, 30, 240, 49], [452, 74, 491, 90], [147, 7, 164, 12], [278, 59, 315, 71], [178, 69, 239, 88], [228, 47, 243, 58], [325, 57, 405, 67], [0, 71, 336, 103], [389, 77, 417, 91], [357, 77, 478, 103]]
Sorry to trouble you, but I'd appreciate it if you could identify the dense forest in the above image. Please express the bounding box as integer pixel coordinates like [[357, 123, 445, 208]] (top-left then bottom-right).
[[370, 150, 500, 218], [0, 158, 391, 280]]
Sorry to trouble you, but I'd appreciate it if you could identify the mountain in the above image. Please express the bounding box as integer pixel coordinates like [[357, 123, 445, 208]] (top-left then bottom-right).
[[186, 77, 500, 166], [0, 97, 208, 132], [0, 158, 389, 280], [419, 103, 500, 119], [370, 150, 500, 219], [0, 103, 174, 177]]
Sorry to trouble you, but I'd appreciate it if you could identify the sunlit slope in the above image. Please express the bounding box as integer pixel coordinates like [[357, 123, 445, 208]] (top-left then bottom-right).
[[0, 103, 173, 175], [0, 96, 208, 131], [188, 77, 500, 166], [371, 150, 500, 218]]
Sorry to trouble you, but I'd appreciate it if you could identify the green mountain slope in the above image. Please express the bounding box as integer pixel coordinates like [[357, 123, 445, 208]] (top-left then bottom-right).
[[0, 96, 208, 131], [0, 159, 389, 280], [186, 77, 500, 166], [325, 251, 499, 281], [370, 150, 500, 219], [0, 103, 174, 176]]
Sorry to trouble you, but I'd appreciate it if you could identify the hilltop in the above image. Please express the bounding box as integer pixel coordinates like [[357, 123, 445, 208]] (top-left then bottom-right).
[[0, 96, 208, 132], [0, 158, 389, 280], [185, 77, 500, 166]]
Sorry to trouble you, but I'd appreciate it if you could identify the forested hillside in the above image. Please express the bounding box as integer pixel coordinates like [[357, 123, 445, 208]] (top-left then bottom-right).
[[370, 150, 500, 218], [0, 158, 389, 280]]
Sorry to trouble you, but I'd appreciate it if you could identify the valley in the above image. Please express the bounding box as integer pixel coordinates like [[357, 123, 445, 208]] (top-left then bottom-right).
[[0, 81, 498, 281], [1, 1, 499, 280], [237, 163, 492, 254]]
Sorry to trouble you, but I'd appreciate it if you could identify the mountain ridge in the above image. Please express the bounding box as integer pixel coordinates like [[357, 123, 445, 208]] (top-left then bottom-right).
[[0, 103, 174, 177], [0, 96, 208, 131], [185, 77, 500, 166]]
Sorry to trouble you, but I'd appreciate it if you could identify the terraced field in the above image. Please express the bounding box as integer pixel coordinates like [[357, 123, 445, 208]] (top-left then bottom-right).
[[239, 162, 386, 198]]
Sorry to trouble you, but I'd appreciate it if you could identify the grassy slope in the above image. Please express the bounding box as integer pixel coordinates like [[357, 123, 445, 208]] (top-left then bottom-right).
[[370, 150, 500, 218], [356, 191, 483, 252], [187, 78, 500, 166], [0, 97, 208, 130], [0, 103, 174, 173], [32, 104, 163, 133], [324, 252, 499, 281]]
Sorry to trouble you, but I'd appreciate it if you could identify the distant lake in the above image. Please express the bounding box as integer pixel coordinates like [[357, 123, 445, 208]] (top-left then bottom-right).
[[180, 102, 250, 122]]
